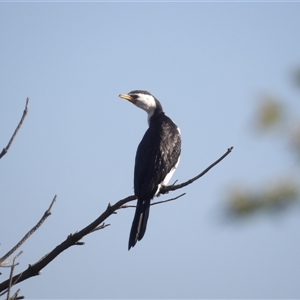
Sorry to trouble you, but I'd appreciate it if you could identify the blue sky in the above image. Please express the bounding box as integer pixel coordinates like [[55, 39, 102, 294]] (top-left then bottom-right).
[[1, 2, 300, 299]]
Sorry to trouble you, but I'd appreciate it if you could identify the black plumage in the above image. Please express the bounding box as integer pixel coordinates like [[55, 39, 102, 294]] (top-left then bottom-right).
[[119, 90, 181, 250]]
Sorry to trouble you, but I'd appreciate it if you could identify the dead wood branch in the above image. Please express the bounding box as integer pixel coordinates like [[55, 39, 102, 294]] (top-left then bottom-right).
[[0, 195, 136, 292], [121, 193, 187, 209], [0, 196, 56, 265], [6, 257, 17, 300], [160, 146, 234, 194], [0, 147, 233, 293], [0, 98, 29, 160]]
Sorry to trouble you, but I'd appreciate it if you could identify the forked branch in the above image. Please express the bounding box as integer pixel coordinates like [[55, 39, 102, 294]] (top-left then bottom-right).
[[160, 146, 234, 194], [0, 147, 233, 293]]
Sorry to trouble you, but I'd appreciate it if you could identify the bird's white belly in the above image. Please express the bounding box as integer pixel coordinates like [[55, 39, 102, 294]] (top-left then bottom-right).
[[155, 156, 180, 196]]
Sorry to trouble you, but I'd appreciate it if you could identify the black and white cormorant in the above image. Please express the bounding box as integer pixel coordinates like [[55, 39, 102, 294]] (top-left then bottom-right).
[[119, 90, 181, 250]]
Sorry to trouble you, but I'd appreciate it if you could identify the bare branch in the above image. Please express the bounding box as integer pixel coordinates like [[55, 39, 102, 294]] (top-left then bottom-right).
[[0, 254, 23, 300], [121, 193, 186, 209], [0, 147, 233, 293], [9, 289, 24, 300], [150, 193, 186, 206], [160, 146, 234, 194], [0, 194, 137, 292], [0, 98, 29, 160], [0, 196, 56, 265], [0, 252, 23, 268], [6, 257, 18, 300], [91, 223, 111, 232]]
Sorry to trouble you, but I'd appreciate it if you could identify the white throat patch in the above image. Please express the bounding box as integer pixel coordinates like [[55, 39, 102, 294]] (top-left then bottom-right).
[[133, 94, 157, 124]]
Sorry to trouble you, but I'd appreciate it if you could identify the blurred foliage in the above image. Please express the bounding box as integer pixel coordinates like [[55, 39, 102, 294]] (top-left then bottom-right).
[[226, 67, 300, 217], [294, 68, 300, 88], [256, 96, 284, 131], [291, 127, 300, 159], [228, 180, 299, 216]]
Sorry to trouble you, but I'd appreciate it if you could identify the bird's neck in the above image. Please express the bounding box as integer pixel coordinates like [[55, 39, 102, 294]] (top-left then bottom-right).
[[148, 109, 164, 126]]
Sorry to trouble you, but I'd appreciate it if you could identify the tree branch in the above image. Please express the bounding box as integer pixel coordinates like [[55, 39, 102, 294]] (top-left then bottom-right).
[[0, 147, 233, 293], [120, 193, 187, 209], [0, 195, 136, 292], [6, 257, 18, 300], [160, 146, 234, 194], [0, 196, 56, 265], [0, 98, 29, 160]]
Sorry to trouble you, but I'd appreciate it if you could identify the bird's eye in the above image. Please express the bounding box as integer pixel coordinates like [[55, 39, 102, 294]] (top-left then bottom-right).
[[130, 94, 138, 100]]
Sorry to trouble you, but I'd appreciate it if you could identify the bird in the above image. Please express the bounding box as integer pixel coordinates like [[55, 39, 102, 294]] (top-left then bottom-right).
[[119, 90, 181, 250]]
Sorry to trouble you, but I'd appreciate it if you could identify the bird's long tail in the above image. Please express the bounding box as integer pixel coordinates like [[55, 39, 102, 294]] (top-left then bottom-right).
[[128, 199, 150, 250]]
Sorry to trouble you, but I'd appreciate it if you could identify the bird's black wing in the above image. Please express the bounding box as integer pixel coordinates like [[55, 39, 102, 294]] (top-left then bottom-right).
[[129, 113, 181, 249], [134, 114, 181, 200]]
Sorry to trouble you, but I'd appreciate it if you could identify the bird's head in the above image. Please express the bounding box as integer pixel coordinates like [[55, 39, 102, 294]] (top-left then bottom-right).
[[119, 90, 163, 121]]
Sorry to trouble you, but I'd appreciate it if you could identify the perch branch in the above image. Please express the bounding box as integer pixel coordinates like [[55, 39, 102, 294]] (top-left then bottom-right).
[[0, 147, 233, 293], [160, 146, 234, 194], [0, 195, 136, 292], [0, 98, 29, 160]]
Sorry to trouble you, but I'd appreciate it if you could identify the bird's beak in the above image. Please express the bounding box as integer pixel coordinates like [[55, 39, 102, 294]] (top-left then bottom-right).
[[119, 93, 135, 103]]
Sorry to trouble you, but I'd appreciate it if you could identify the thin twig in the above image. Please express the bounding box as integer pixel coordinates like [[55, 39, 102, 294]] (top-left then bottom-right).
[[0, 251, 23, 267], [0, 196, 56, 264], [91, 223, 111, 232], [120, 193, 186, 209], [0, 98, 29, 160], [160, 146, 234, 194], [150, 193, 186, 206], [6, 257, 18, 300], [10, 288, 23, 300]]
